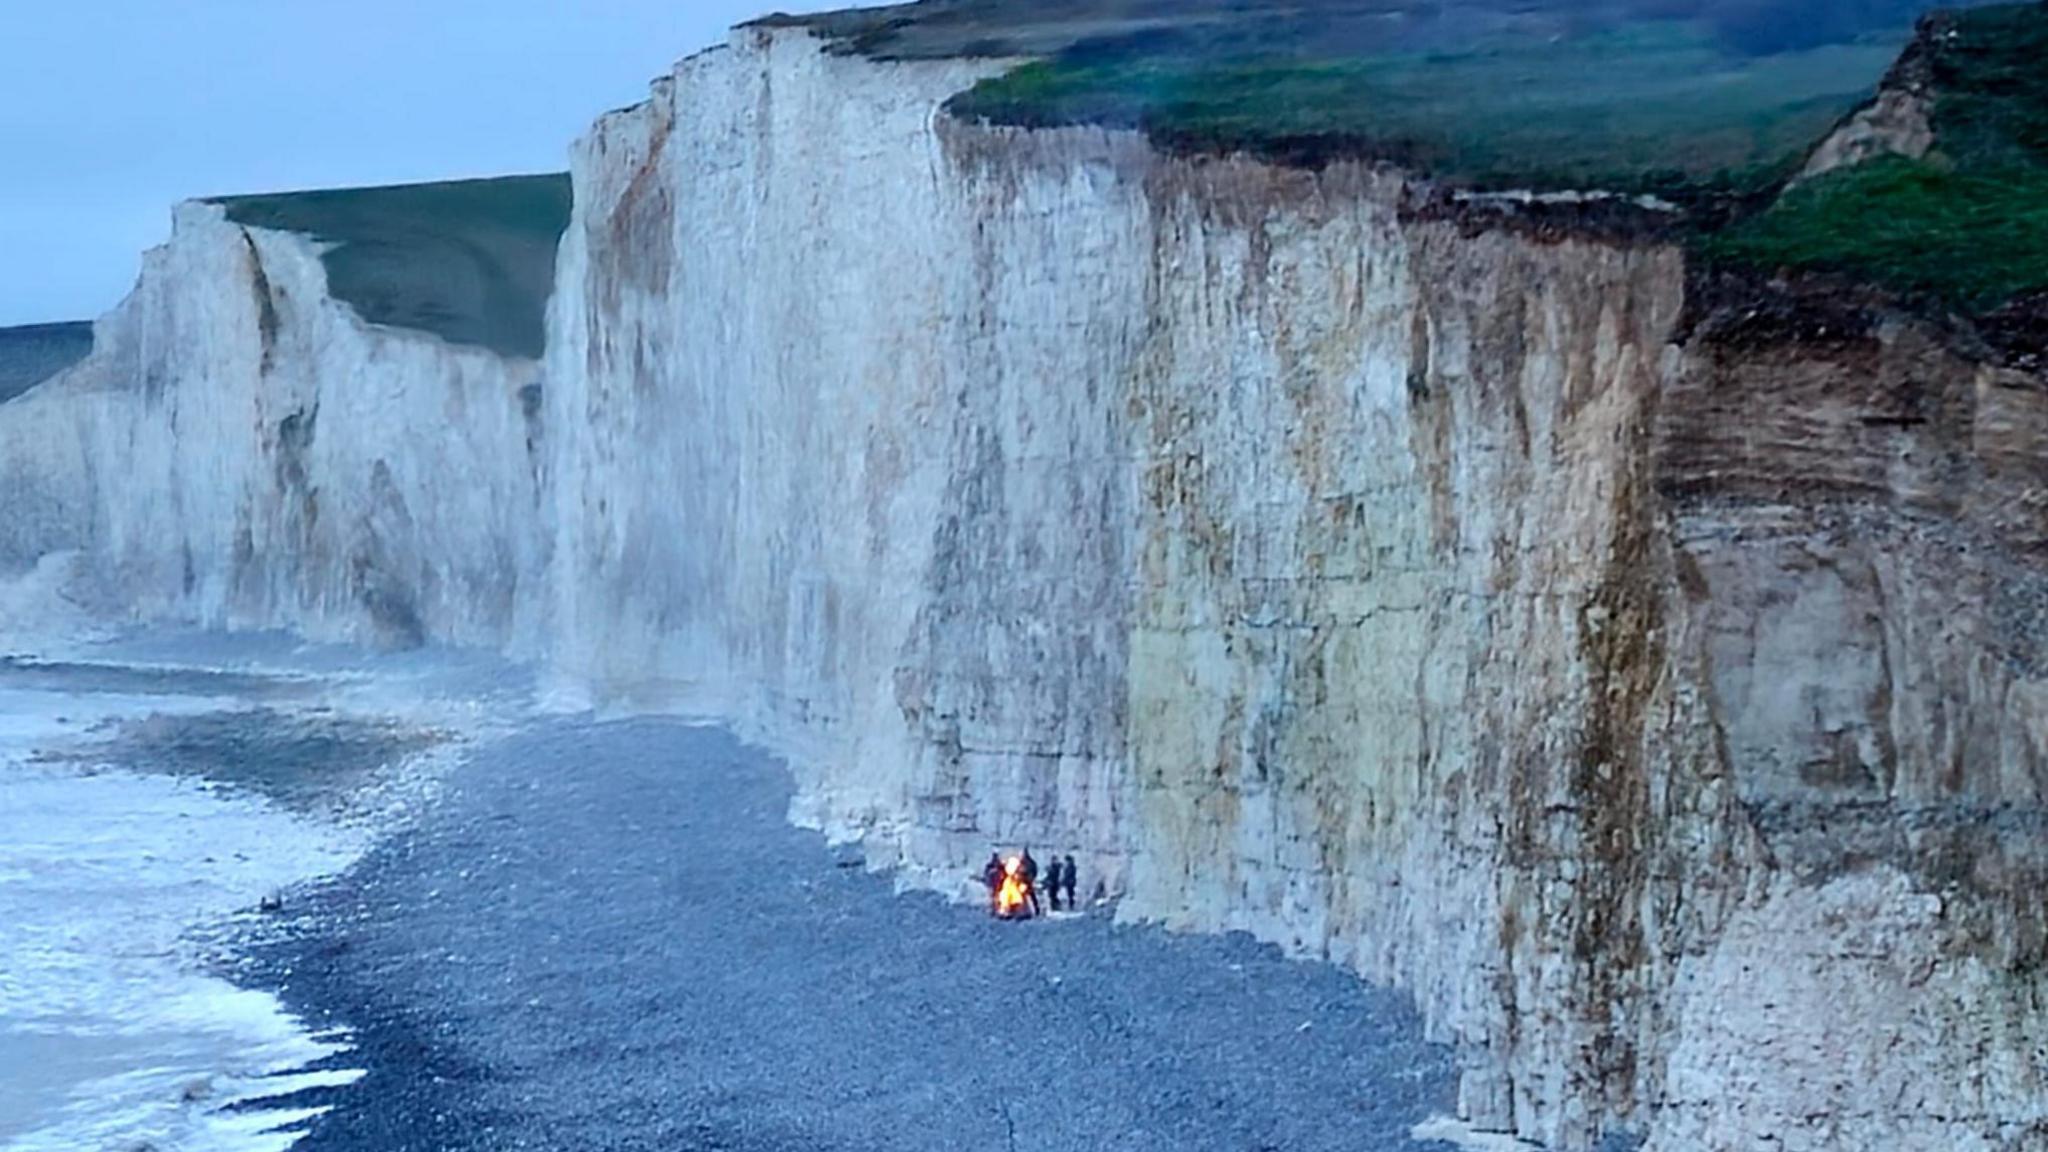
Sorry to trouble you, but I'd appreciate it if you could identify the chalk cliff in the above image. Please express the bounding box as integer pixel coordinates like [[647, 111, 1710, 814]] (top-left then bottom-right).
[[0, 200, 545, 649], [3, 17, 2044, 1152]]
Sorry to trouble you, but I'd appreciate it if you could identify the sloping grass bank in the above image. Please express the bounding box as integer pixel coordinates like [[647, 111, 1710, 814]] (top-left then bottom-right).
[[214, 175, 571, 360], [950, 23, 1901, 200], [0, 322, 93, 404], [1708, 2, 2048, 316]]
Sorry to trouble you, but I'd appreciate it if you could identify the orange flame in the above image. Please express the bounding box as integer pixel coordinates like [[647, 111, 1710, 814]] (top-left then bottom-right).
[[996, 855, 1027, 917]]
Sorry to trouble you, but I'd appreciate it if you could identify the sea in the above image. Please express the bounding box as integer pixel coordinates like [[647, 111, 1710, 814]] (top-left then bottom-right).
[[0, 626, 498, 1152], [0, 683, 358, 1151]]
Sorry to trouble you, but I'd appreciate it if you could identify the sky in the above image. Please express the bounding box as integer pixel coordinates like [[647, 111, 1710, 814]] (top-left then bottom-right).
[[0, 0, 854, 327]]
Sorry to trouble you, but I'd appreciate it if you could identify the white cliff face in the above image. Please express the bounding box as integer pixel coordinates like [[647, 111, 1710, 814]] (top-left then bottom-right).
[[544, 26, 2048, 1152], [548, 38, 1689, 1134], [3, 21, 2044, 1152], [541, 36, 1023, 819], [0, 202, 544, 649]]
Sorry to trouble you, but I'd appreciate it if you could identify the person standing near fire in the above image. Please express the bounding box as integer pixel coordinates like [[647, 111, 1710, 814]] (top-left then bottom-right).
[[982, 851, 1004, 911], [1021, 847, 1042, 916], [1045, 855, 1065, 911]]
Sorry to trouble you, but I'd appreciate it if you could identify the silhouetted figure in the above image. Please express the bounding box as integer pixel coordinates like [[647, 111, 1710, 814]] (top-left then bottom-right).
[[1045, 857, 1065, 911], [982, 852, 1004, 912], [1062, 854, 1078, 910], [1021, 848, 1042, 916]]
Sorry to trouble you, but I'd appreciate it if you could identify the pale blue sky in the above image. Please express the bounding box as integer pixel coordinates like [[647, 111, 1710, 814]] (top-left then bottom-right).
[[0, 1, 852, 326]]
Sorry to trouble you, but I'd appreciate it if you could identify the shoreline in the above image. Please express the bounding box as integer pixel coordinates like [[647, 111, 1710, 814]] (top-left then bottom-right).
[[1, 632, 1468, 1150], [0, 698, 366, 1152], [0, 635, 501, 1152]]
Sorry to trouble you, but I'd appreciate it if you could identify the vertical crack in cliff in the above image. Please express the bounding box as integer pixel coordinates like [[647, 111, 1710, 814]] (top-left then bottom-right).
[[348, 459, 427, 649], [1570, 414, 1661, 1129], [274, 402, 322, 578], [239, 228, 283, 375]]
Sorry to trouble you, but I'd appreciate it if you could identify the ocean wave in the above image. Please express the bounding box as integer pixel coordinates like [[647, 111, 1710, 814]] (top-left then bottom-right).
[[0, 688, 365, 1152]]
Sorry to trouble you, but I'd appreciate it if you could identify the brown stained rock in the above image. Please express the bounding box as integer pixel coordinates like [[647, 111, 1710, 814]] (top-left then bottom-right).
[[597, 90, 677, 309]]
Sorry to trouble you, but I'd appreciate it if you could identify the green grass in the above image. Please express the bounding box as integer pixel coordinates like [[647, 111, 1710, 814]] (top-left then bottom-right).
[[775, 0, 1953, 61], [1707, 2, 2048, 314], [1707, 157, 2048, 310], [214, 174, 571, 360], [950, 22, 1904, 198], [0, 322, 94, 404], [938, 0, 2048, 317], [1926, 2, 2048, 165]]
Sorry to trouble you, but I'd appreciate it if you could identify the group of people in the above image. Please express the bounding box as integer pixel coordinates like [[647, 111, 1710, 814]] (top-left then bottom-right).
[[981, 847, 1079, 918]]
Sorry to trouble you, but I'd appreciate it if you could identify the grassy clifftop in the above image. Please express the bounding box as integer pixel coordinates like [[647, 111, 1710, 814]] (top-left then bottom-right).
[[0, 322, 93, 405], [776, 0, 2043, 342], [1709, 3, 2048, 320], [951, 23, 1900, 201], [189, 3, 2041, 356], [214, 174, 571, 360], [774, 0, 1958, 199]]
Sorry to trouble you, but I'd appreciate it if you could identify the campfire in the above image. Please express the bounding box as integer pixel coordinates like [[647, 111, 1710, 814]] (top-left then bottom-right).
[[995, 855, 1029, 918]]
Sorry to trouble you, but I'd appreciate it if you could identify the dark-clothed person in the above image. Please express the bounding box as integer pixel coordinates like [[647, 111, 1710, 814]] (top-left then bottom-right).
[[1063, 854, 1079, 910], [982, 852, 1004, 908], [1021, 848, 1042, 916], [1045, 857, 1065, 910]]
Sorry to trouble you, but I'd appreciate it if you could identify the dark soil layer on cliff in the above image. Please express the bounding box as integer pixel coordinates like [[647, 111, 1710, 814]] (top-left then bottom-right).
[[0, 321, 91, 404], [212, 175, 570, 360], [230, 718, 1454, 1152]]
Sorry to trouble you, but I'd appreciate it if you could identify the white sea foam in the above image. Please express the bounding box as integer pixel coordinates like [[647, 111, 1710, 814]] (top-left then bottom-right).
[[0, 681, 367, 1152]]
